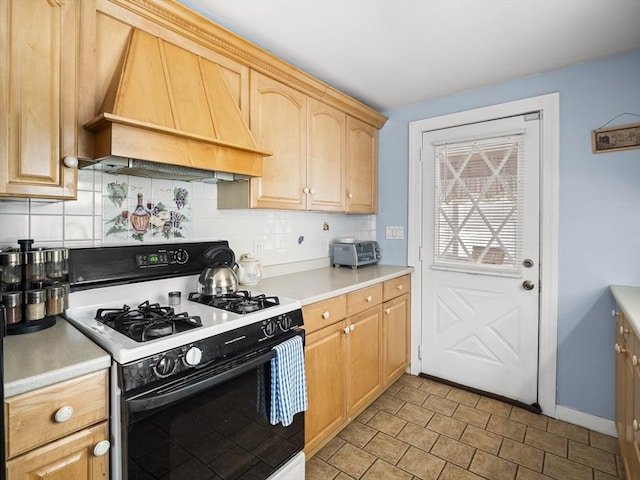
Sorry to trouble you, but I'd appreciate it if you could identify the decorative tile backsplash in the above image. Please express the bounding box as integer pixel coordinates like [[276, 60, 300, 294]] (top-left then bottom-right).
[[0, 169, 376, 266]]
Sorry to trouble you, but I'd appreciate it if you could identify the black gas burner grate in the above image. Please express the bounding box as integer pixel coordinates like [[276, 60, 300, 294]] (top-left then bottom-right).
[[95, 300, 202, 342], [188, 290, 279, 314]]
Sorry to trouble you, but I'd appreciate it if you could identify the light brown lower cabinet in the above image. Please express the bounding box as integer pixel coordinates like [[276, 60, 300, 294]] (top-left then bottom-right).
[[614, 310, 640, 480], [7, 422, 109, 480], [4, 370, 110, 480], [303, 275, 410, 456]]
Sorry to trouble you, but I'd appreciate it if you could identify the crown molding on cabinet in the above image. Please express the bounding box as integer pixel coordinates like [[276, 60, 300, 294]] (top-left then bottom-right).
[[99, 0, 388, 129]]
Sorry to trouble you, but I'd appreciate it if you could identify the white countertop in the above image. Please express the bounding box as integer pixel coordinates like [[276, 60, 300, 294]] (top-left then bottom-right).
[[255, 265, 414, 305], [3, 265, 412, 396], [611, 285, 640, 336], [3, 319, 111, 397]]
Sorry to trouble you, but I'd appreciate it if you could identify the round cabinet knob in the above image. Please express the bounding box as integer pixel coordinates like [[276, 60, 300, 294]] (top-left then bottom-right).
[[349, 324, 355, 332], [615, 343, 626, 354], [633, 355, 638, 367], [366, 295, 373, 303], [397, 284, 404, 291], [634, 419, 639, 432], [309, 188, 315, 195], [343, 326, 350, 334], [54, 406, 74, 423], [620, 326, 624, 335], [322, 311, 330, 320], [303, 187, 310, 194], [385, 308, 391, 315], [93, 440, 111, 457], [184, 346, 203, 366], [63, 156, 78, 168], [347, 193, 353, 199]]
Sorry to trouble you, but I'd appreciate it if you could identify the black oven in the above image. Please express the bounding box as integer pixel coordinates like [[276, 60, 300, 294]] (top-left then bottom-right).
[[120, 329, 305, 480]]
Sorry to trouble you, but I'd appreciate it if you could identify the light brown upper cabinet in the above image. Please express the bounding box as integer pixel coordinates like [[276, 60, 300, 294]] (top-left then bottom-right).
[[219, 71, 381, 213], [346, 117, 378, 213], [0, 0, 78, 199], [307, 98, 347, 211], [245, 72, 308, 210], [219, 73, 348, 212]]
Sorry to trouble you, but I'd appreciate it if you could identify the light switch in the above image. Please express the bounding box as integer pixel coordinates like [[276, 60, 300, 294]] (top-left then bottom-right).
[[385, 226, 404, 239]]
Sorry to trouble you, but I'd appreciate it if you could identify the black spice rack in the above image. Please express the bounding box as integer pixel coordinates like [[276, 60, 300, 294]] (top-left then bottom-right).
[[3, 239, 65, 336]]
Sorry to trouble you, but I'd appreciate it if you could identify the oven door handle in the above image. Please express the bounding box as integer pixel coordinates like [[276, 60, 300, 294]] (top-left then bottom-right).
[[126, 350, 276, 414]]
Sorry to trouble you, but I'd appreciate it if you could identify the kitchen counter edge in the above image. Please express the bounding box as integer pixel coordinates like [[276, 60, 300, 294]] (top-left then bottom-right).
[[256, 265, 414, 306], [611, 285, 640, 337], [4, 318, 111, 398]]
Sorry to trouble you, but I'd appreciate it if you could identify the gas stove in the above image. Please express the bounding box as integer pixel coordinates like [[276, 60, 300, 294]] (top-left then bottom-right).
[[63, 242, 307, 480], [63, 242, 303, 364]]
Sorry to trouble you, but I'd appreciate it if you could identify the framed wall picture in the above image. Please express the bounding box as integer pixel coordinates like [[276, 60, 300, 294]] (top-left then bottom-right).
[[592, 122, 640, 153]]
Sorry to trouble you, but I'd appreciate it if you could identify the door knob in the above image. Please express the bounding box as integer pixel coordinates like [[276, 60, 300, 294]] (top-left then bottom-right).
[[522, 280, 535, 291]]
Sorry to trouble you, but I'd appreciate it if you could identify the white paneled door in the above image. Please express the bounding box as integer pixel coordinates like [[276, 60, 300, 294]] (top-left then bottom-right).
[[420, 114, 540, 406]]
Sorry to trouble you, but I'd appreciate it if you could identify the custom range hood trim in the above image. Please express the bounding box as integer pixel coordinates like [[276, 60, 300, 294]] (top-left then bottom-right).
[[83, 28, 270, 178]]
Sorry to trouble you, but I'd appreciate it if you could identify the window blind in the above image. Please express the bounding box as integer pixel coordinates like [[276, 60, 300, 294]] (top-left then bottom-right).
[[432, 133, 526, 276]]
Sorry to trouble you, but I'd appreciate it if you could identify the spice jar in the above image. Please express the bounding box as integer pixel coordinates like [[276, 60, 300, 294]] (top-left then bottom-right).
[[46, 284, 67, 316], [26, 250, 46, 284], [2, 291, 23, 324], [25, 289, 46, 321], [62, 282, 70, 309], [0, 251, 23, 290], [45, 248, 68, 280]]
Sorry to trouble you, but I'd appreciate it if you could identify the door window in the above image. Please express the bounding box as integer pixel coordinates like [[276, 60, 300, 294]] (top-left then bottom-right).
[[433, 134, 525, 276]]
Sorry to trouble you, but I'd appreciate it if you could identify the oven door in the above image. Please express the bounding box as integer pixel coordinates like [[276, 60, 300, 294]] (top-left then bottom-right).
[[122, 332, 305, 480]]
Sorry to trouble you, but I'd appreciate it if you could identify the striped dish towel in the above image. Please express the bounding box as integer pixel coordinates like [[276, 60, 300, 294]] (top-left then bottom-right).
[[270, 334, 308, 426]]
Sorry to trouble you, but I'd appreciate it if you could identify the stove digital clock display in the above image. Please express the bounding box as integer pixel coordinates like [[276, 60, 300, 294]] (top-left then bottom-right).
[[136, 248, 189, 268]]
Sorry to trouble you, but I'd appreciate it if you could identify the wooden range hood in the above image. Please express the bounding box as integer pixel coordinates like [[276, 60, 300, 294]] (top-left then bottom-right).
[[83, 29, 269, 178]]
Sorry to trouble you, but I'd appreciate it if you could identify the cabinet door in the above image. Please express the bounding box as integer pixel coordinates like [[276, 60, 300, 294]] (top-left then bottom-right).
[[307, 98, 346, 211], [304, 322, 347, 454], [615, 313, 627, 441], [346, 307, 382, 417], [0, 0, 77, 199], [346, 116, 377, 213], [622, 334, 640, 478], [7, 422, 109, 480], [383, 294, 410, 386], [249, 72, 307, 209]]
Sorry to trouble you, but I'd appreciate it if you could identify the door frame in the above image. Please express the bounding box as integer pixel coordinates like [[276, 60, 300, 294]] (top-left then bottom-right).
[[407, 93, 559, 416]]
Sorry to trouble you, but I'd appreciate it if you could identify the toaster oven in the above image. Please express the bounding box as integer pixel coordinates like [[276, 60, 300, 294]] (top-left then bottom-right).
[[333, 241, 380, 269]]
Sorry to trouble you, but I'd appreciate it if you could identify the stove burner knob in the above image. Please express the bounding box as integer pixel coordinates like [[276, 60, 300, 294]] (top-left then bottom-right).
[[154, 354, 178, 378], [279, 315, 292, 332], [263, 320, 277, 338], [184, 346, 203, 366], [173, 249, 189, 264]]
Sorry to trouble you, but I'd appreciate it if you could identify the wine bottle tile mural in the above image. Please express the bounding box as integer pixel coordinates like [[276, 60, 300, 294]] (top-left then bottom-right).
[[103, 174, 192, 243]]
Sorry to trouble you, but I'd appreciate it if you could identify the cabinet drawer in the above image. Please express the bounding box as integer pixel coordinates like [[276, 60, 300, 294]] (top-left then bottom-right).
[[383, 274, 410, 301], [5, 370, 109, 458], [303, 295, 347, 334], [347, 284, 383, 316]]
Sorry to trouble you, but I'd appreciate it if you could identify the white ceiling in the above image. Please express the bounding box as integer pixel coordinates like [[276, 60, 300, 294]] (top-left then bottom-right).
[[181, 0, 640, 112]]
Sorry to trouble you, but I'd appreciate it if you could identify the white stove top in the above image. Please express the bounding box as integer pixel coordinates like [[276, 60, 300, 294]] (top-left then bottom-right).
[[64, 274, 302, 364]]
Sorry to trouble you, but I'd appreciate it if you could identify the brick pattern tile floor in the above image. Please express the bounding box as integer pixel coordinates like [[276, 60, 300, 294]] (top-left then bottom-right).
[[305, 374, 626, 480]]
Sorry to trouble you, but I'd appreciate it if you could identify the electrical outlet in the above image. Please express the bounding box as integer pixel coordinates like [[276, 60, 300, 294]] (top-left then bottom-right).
[[253, 241, 264, 259]]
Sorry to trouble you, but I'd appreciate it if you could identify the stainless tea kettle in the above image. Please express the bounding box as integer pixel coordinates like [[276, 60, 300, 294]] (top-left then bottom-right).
[[198, 246, 238, 295]]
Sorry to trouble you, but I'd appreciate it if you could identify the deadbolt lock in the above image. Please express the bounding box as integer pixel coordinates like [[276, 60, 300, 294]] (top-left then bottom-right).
[[523, 259, 534, 268]]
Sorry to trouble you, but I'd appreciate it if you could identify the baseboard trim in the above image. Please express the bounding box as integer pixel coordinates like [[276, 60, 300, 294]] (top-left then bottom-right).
[[555, 405, 617, 437]]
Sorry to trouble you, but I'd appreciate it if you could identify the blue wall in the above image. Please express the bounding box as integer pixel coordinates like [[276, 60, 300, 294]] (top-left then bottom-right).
[[378, 50, 640, 420]]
